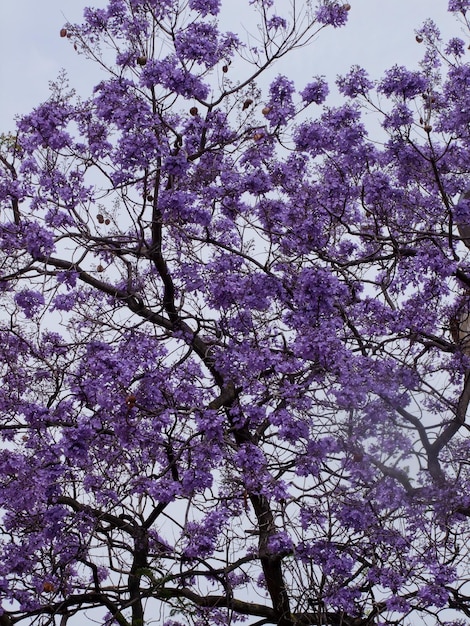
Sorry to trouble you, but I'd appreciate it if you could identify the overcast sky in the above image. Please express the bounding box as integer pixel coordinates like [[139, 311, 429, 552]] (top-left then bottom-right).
[[0, 0, 462, 131]]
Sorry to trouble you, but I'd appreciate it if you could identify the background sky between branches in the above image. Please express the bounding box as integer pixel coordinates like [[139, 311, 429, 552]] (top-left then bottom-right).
[[0, 0, 462, 134]]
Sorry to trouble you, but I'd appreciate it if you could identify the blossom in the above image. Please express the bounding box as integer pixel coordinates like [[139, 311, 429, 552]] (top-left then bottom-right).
[[337, 66, 373, 97], [174, 22, 222, 66], [267, 15, 287, 30], [383, 103, 414, 129], [140, 57, 209, 100], [51, 292, 78, 312], [188, 0, 221, 15], [378, 65, 428, 99], [300, 77, 329, 104], [267, 532, 294, 555], [14, 290, 45, 318], [445, 37, 466, 56], [316, 2, 350, 27], [182, 510, 227, 558], [448, 0, 470, 11], [264, 75, 296, 127]]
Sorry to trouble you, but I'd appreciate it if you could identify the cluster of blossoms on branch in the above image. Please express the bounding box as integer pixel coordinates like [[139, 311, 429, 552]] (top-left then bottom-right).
[[1, 0, 470, 625]]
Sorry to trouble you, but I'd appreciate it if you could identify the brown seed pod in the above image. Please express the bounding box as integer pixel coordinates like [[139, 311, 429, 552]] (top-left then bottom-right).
[[97, 214, 105, 224], [60, 28, 67, 38], [222, 65, 229, 73], [416, 35, 423, 43], [253, 132, 265, 141], [137, 56, 147, 66], [343, 3, 351, 10], [424, 124, 432, 133], [261, 106, 272, 116], [190, 106, 199, 116], [96, 264, 104, 273], [126, 394, 137, 407], [43, 582, 55, 593], [146, 194, 154, 202], [105, 218, 110, 225], [242, 98, 253, 110]]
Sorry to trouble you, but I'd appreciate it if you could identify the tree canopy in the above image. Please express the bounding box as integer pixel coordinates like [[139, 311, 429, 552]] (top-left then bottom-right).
[[2, 1, 470, 625]]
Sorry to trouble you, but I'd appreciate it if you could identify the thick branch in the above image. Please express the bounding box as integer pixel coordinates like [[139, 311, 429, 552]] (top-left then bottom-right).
[[430, 371, 470, 455]]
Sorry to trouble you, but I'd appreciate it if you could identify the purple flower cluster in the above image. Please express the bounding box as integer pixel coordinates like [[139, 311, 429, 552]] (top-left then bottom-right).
[[448, 0, 470, 11], [300, 77, 329, 104], [14, 290, 45, 318], [337, 66, 373, 98], [189, 0, 221, 15], [140, 57, 209, 100], [174, 22, 223, 67], [315, 2, 350, 27], [264, 75, 296, 127], [378, 65, 428, 99]]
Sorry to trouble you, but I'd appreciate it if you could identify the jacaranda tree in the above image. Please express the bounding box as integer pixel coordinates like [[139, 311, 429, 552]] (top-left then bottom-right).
[[2, 0, 470, 624]]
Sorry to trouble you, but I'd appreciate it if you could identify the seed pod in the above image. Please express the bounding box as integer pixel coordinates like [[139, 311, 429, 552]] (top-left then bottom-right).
[[242, 98, 253, 110], [137, 56, 147, 66], [253, 132, 265, 141], [105, 219, 110, 225], [343, 3, 351, 10], [43, 582, 55, 592], [126, 394, 137, 407], [190, 106, 199, 116], [96, 264, 104, 273], [60, 28, 67, 38], [424, 124, 432, 133], [222, 65, 229, 73], [262, 106, 271, 116], [416, 35, 423, 43], [97, 214, 104, 224]]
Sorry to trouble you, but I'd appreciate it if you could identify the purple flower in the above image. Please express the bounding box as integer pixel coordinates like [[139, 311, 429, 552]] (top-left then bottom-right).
[[267, 532, 294, 555], [140, 57, 209, 100], [163, 154, 190, 177], [188, 0, 221, 15], [18, 101, 73, 151], [448, 0, 470, 11], [22, 222, 55, 258], [267, 15, 287, 30], [378, 65, 428, 99], [385, 595, 411, 613], [183, 510, 227, 558], [383, 103, 414, 129], [51, 292, 78, 312], [418, 585, 449, 608], [337, 66, 373, 98], [445, 37, 466, 56], [264, 75, 296, 127], [300, 77, 329, 104], [316, 2, 349, 27], [14, 290, 45, 318], [175, 22, 221, 66]]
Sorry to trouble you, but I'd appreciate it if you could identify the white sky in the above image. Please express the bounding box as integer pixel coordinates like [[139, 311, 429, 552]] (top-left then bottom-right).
[[0, 0, 462, 130]]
